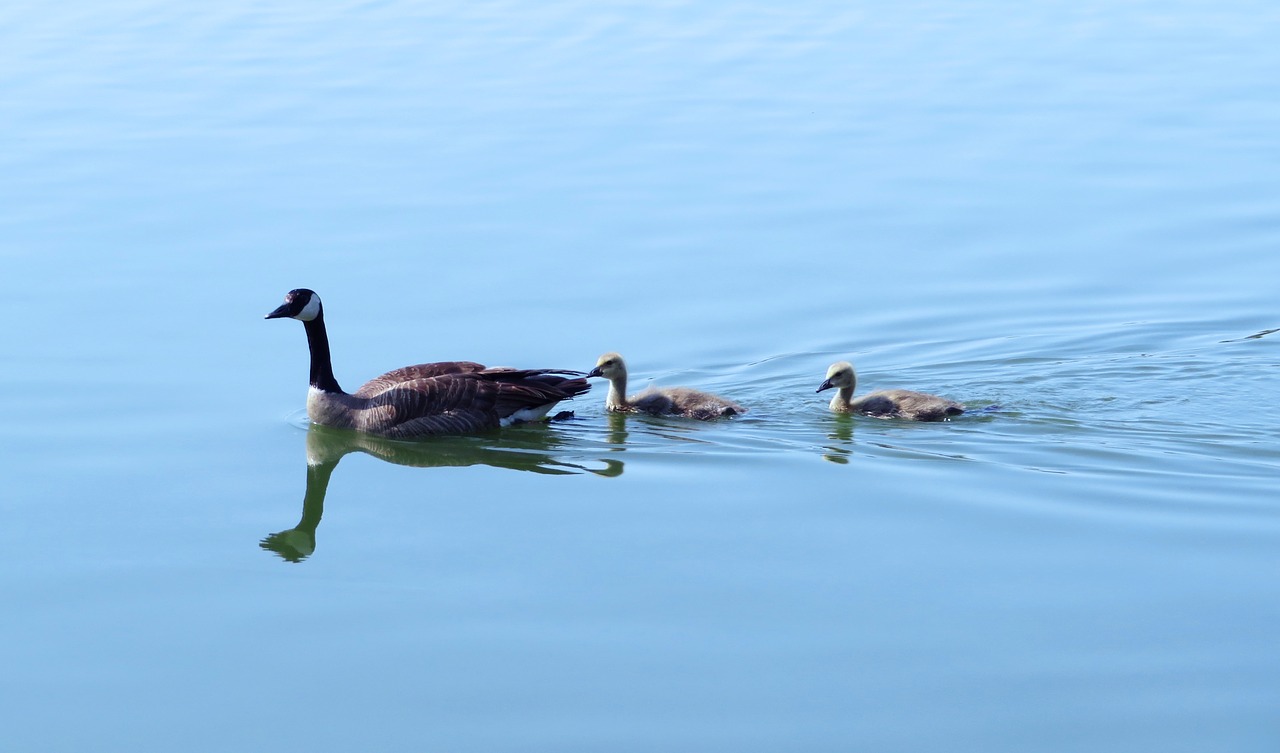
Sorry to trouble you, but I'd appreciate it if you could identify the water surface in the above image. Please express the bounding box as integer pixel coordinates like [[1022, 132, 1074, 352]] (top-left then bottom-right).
[[1, 1, 1278, 751]]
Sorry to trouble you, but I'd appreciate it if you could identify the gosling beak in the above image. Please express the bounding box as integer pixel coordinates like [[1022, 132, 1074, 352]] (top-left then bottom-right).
[[264, 303, 292, 320], [586, 367, 604, 379], [816, 379, 834, 393]]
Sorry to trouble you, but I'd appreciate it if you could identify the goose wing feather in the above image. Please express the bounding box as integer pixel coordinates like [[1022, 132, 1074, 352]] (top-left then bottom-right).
[[368, 374, 500, 437], [479, 368, 591, 417], [354, 361, 487, 397], [365, 369, 590, 438], [381, 410, 499, 438]]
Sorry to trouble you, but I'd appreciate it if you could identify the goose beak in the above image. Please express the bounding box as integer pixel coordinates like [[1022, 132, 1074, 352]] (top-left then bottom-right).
[[816, 379, 834, 393], [586, 367, 603, 379], [264, 304, 292, 320]]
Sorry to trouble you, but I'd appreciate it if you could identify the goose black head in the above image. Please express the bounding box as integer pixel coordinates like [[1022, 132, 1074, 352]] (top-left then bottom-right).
[[266, 289, 322, 322]]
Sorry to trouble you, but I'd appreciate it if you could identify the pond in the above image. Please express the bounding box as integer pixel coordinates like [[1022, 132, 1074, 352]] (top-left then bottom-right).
[[2, 1, 1278, 750]]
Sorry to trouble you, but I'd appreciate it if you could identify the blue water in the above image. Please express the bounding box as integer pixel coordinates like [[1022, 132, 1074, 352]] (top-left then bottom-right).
[[2, 1, 1278, 751]]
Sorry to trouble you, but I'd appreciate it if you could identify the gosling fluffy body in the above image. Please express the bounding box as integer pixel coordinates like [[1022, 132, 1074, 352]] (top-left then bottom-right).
[[587, 352, 745, 420], [266, 289, 589, 438], [817, 360, 963, 421]]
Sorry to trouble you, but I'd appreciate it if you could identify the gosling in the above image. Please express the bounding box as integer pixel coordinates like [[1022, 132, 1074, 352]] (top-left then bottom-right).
[[817, 360, 963, 421], [587, 352, 745, 420]]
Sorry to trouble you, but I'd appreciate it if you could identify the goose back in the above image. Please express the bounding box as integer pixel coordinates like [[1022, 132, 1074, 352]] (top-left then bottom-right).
[[353, 361, 486, 397]]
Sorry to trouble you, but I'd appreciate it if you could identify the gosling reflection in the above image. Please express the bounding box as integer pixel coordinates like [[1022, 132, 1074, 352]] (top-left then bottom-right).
[[261, 424, 622, 562], [822, 414, 855, 465], [604, 411, 630, 448]]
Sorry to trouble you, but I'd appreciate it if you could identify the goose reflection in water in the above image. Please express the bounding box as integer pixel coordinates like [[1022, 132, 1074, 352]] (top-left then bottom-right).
[[261, 423, 622, 563]]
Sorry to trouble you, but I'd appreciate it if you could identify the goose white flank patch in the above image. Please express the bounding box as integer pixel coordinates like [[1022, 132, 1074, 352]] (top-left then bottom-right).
[[817, 360, 963, 421], [586, 352, 745, 420], [265, 289, 590, 437]]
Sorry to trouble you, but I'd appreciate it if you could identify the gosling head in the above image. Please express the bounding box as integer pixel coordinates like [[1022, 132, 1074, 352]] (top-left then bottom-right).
[[817, 361, 856, 393], [587, 352, 628, 381], [266, 288, 322, 322]]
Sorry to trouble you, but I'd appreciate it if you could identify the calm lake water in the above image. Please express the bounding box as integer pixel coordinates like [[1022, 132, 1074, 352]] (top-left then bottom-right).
[[2, 1, 1278, 750]]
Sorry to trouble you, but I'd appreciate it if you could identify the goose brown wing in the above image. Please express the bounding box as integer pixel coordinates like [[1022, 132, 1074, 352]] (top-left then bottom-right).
[[354, 361, 487, 398], [381, 411, 499, 438], [477, 368, 591, 419], [363, 369, 589, 438], [369, 373, 503, 437]]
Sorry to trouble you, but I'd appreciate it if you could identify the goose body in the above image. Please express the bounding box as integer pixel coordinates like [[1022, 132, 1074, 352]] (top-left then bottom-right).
[[817, 361, 963, 421], [587, 352, 745, 420], [266, 289, 590, 438]]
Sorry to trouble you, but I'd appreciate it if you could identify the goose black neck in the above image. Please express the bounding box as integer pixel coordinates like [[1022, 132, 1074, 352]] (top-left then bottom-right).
[[302, 314, 344, 394]]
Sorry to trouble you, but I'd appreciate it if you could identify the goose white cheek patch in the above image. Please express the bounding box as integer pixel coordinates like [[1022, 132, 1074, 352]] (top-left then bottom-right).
[[296, 295, 322, 321]]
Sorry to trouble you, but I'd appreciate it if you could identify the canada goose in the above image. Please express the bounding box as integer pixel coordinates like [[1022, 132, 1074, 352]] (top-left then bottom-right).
[[817, 360, 963, 421], [265, 289, 590, 438], [586, 352, 745, 419]]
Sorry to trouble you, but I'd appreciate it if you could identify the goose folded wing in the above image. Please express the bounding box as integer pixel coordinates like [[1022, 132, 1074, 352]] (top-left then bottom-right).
[[371, 374, 503, 437], [478, 369, 591, 416], [354, 361, 487, 397]]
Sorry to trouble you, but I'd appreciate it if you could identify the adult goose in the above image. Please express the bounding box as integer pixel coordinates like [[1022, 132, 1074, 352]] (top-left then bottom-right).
[[817, 360, 963, 421], [587, 352, 745, 419], [265, 289, 590, 438]]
